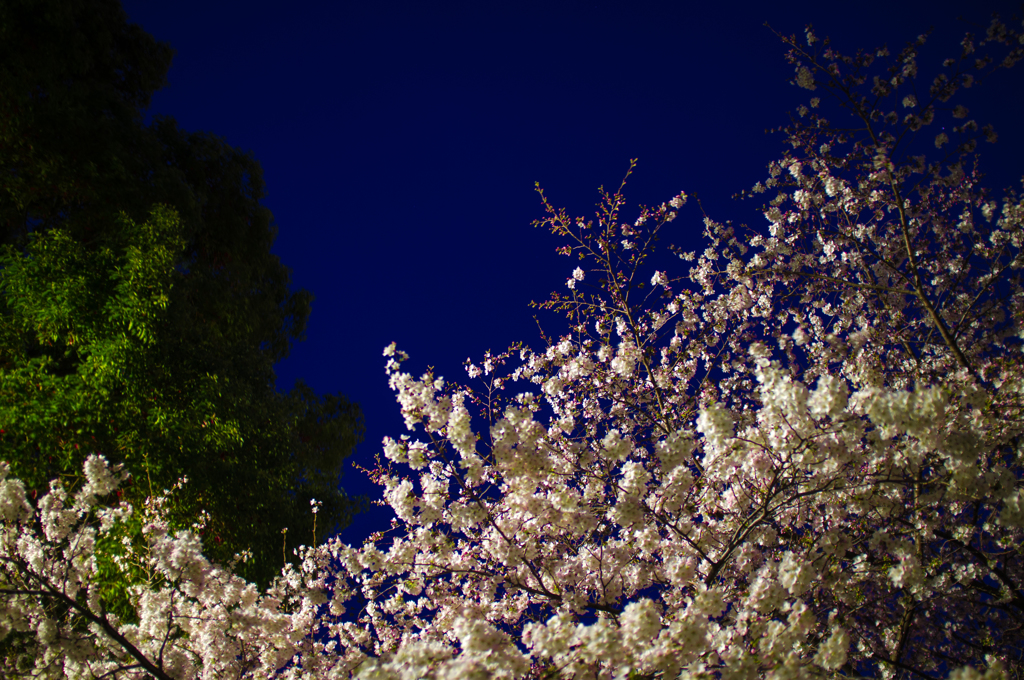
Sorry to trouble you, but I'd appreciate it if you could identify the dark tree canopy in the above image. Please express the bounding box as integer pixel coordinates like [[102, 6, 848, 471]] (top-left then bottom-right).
[[0, 0, 365, 587]]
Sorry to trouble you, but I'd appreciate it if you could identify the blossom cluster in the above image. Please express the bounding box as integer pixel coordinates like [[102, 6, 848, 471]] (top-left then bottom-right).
[[2, 15, 1024, 680]]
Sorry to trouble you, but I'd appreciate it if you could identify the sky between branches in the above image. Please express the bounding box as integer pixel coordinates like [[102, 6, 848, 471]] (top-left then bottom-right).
[[120, 0, 1024, 546]]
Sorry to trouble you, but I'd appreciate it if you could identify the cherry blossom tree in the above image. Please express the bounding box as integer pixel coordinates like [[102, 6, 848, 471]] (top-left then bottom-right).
[[2, 15, 1024, 680]]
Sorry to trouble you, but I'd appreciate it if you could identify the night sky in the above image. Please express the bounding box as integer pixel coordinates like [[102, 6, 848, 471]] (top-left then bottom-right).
[[119, 0, 1024, 546]]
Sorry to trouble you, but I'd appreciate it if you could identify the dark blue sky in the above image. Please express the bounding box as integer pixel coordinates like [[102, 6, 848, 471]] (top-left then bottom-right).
[[120, 0, 1024, 545]]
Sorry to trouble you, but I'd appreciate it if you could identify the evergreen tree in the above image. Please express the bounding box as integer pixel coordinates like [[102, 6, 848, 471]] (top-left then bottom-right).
[[0, 0, 365, 586]]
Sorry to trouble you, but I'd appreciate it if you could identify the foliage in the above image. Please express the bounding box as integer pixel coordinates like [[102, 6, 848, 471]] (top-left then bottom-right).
[[0, 0, 365, 587], [2, 12, 1024, 680]]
